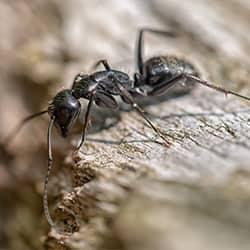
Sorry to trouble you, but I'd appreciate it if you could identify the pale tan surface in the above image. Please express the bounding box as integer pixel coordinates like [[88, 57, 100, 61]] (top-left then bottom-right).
[[1, 1, 250, 250]]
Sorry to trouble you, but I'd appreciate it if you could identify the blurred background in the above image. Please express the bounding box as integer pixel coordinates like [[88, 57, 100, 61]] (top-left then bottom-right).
[[1, 1, 250, 250]]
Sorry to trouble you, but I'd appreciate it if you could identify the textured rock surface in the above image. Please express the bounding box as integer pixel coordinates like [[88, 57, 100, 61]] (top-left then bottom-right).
[[1, 1, 250, 250]]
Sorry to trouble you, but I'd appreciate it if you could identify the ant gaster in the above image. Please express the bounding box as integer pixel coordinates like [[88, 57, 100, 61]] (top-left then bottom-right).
[[3, 28, 250, 231]]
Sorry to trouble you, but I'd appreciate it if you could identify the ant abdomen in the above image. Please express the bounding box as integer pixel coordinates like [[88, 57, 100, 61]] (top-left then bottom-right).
[[144, 56, 200, 86], [140, 56, 200, 96]]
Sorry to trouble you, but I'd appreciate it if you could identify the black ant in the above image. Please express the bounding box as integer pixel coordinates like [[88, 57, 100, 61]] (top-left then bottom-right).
[[2, 28, 250, 231]]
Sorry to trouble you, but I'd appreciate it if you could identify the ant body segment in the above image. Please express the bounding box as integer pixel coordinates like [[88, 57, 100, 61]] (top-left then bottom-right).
[[3, 28, 250, 230]]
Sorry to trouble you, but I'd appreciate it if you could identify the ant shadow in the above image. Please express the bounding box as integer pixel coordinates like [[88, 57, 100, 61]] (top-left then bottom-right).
[[84, 85, 250, 146]]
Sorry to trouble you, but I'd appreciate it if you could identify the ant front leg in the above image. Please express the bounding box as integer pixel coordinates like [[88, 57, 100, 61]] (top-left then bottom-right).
[[136, 28, 177, 74], [116, 82, 171, 147]]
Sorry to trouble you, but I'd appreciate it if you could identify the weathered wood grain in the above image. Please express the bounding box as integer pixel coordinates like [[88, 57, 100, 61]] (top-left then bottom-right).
[[1, 1, 250, 250]]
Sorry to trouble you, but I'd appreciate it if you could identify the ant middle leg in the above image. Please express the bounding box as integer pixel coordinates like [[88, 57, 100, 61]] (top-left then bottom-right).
[[116, 82, 171, 146]]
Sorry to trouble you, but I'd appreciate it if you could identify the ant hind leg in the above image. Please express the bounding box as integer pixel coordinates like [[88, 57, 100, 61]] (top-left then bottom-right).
[[186, 74, 250, 101]]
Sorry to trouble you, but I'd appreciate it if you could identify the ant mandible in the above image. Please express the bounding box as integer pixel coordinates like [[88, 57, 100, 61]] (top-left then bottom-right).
[[3, 28, 250, 230]]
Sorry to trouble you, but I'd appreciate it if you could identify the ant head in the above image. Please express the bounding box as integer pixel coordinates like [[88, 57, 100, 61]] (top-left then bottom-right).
[[49, 89, 81, 137]]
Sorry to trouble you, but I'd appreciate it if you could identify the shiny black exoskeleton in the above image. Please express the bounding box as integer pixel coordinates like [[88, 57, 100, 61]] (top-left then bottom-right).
[[133, 29, 200, 96], [135, 56, 200, 95], [45, 29, 250, 229], [49, 61, 140, 149], [131, 28, 250, 102], [48, 90, 81, 137], [49, 28, 250, 151], [4, 28, 250, 231]]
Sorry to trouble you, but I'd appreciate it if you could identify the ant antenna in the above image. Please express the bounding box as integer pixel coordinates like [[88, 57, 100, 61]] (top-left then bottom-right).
[[2, 109, 59, 229], [2, 110, 47, 148], [43, 116, 56, 228]]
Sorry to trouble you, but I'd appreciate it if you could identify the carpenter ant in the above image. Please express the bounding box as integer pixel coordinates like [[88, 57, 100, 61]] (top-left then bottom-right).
[[3, 28, 250, 231], [3, 59, 169, 231]]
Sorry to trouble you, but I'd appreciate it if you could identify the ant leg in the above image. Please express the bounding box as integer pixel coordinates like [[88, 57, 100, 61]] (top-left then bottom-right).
[[2, 110, 47, 148], [91, 59, 111, 71], [136, 28, 177, 74], [116, 82, 171, 146], [186, 75, 250, 101], [142, 73, 250, 101], [132, 73, 184, 97], [76, 94, 94, 150], [146, 74, 185, 96]]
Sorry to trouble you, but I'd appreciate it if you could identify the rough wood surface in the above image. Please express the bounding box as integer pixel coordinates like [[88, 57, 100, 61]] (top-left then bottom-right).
[[1, 1, 250, 250]]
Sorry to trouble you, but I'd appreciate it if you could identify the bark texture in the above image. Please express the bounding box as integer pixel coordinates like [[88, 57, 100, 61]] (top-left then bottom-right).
[[1, 1, 250, 250]]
